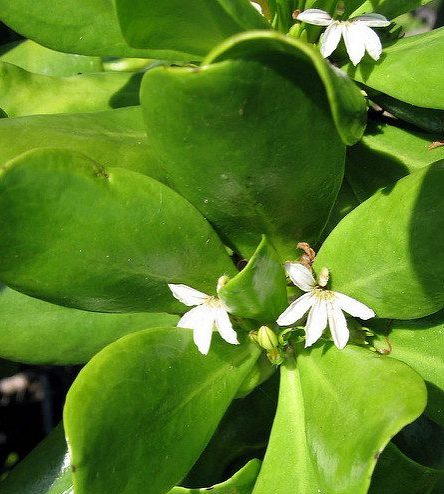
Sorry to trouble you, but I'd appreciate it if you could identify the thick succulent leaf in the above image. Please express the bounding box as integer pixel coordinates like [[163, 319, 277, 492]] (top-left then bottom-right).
[[205, 31, 367, 145], [0, 148, 235, 313], [370, 92, 444, 134], [64, 328, 259, 494], [319, 179, 360, 242], [0, 40, 103, 76], [345, 28, 444, 109], [345, 0, 433, 18], [0, 424, 72, 494], [0, 286, 178, 364], [314, 161, 444, 319], [114, 0, 269, 57], [0, 62, 141, 117], [0, 107, 166, 182], [219, 236, 288, 322], [0, 0, 194, 60], [369, 442, 443, 494], [394, 414, 444, 470], [253, 345, 426, 494], [171, 460, 261, 494], [372, 311, 444, 426], [184, 372, 278, 487], [141, 33, 365, 259], [347, 120, 444, 201]]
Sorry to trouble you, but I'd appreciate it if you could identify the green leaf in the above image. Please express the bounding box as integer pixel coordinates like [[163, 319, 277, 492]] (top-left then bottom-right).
[[0, 107, 166, 182], [219, 236, 288, 322], [372, 311, 444, 426], [0, 40, 103, 77], [64, 328, 259, 494], [314, 161, 444, 319], [171, 460, 261, 494], [369, 442, 443, 494], [344, 28, 444, 109], [141, 32, 365, 258], [184, 372, 278, 487], [0, 148, 235, 313], [0, 0, 194, 60], [253, 345, 426, 494], [0, 424, 72, 494], [369, 92, 444, 134], [0, 286, 178, 364], [319, 179, 360, 243], [114, 0, 269, 57], [347, 120, 444, 201], [346, 0, 433, 19], [206, 32, 367, 146], [0, 62, 141, 117]]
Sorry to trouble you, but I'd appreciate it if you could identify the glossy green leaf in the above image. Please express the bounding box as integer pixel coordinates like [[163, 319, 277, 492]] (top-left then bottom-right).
[[141, 32, 365, 259], [219, 236, 287, 322], [369, 442, 443, 494], [372, 311, 444, 426], [345, 28, 444, 109], [0, 107, 166, 182], [319, 179, 360, 242], [0, 62, 141, 117], [315, 161, 444, 319], [370, 92, 444, 134], [253, 345, 426, 494], [346, 120, 444, 201], [172, 460, 261, 494], [0, 148, 235, 313], [394, 414, 444, 471], [206, 31, 367, 145], [0, 286, 178, 364], [0, 0, 194, 60], [0, 424, 72, 494], [0, 40, 103, 77], [184, 372, 278, 487], [114, 0, 269, 57], [345, 0, 433, 19], [64, 328, 259, 494]]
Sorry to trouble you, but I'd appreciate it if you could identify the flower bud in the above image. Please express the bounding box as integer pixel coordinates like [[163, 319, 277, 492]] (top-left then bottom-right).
[[257, 326, 278, 350]]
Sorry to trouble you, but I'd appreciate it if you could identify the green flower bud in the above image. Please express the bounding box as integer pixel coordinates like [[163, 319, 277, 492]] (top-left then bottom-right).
[[257, 325, 278, 350]]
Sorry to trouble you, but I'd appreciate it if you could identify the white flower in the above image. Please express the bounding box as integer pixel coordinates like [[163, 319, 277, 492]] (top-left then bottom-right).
[[296, 9, 390, 65], [276, 263, 375, 349], [168, 278, 239, 355]]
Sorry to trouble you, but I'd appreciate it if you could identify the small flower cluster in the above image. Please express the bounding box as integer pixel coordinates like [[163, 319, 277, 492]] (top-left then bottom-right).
[[168, 256, 375, 356]]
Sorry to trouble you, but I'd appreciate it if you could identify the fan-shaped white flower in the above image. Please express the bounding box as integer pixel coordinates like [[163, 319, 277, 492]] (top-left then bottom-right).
[[296, 9, 390, 65], [276, 263, 375, 349], [168, 278, 239, 355]]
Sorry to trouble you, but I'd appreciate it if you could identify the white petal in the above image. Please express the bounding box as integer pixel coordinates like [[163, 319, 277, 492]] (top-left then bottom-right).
[[250, 1, 262, 15], [214, 308, 239, 345], [334, 292, 375, 320], [284, 262, 316, 292], [178, 305, 214, 355], [320, 22, 343, 58], [168, 283, 209, 307], [277, 292, 314, 326], [343, 22, 366, 65], [304, 299, 328, 347], [297, 9, 333, 26], [360, 24, 383, 61], [353, 14, 390, 28], [327, 302, 349, 349]]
